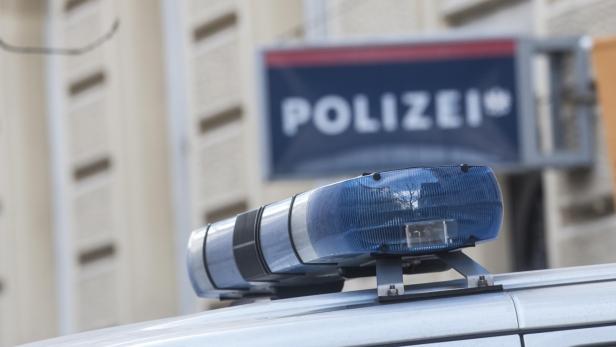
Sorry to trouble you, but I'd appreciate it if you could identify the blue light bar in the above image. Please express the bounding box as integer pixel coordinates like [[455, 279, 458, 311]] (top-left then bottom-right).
[[187, 166, 503, 297]]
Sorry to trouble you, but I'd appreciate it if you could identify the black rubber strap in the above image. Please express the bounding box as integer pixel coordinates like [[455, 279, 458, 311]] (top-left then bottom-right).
[[232, 207, 276, 281], [202, 224, 220, 289]]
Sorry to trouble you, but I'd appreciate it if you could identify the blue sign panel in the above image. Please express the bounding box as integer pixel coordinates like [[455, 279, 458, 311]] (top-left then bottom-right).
[[261, 39, 520, 178]]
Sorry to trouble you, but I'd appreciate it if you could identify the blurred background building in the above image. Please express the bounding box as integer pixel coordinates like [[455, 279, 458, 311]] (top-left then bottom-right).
[[0, 0, 615, 345]]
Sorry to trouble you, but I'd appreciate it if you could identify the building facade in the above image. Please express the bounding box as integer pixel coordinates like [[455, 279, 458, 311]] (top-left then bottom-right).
[[45, 0, 177, 335], [0, 1, 55, 345], [0, 0, 615, 345]]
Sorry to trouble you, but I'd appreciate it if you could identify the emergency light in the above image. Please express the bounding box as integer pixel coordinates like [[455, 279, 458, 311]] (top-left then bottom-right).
[[188, 165, 503, 299]]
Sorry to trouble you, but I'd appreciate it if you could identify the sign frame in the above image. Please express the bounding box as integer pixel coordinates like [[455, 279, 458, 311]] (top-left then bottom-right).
[[257, 35, 594, 180]]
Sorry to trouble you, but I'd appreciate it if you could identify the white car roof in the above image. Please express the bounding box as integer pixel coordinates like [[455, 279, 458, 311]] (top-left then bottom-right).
[[23, 263, 616, 347]]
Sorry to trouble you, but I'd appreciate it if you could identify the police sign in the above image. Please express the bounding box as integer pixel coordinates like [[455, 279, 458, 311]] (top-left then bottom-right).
[[259, 37, 592, 179]]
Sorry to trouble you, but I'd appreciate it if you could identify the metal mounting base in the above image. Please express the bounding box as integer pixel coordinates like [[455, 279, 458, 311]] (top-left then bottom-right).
[[378, 284, 503, 303], [438, 251, 494, 288], [375, 250, 499, 301], [376, 257, 405, 297]]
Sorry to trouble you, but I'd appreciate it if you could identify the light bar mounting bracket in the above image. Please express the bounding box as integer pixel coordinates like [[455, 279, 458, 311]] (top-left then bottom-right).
[[376, 250, 501, 302]]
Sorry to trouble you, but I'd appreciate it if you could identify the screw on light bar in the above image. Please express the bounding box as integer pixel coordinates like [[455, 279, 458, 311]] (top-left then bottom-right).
[[186, 166, 503, 299]]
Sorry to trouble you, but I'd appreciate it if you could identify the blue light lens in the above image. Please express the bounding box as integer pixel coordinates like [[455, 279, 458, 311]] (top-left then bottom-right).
[[290, 166, 502, 263]]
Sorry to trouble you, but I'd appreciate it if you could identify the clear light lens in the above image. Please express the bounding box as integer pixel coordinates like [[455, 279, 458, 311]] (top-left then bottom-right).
[[291, 191, 320, 263], [259, 198, 303, 273], [404, 219, 458, 249], [205, 217, 250, 289], [290, 166, 502, 263], [186, 226, 215, 297]]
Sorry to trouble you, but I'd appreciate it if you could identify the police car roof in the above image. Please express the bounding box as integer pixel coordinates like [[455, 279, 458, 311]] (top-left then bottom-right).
[[22, 263, 616, 347]]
